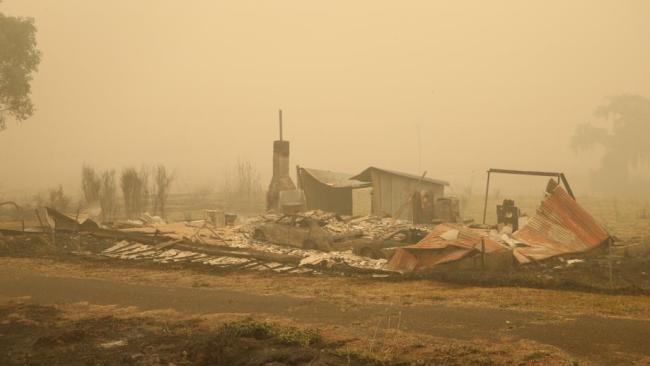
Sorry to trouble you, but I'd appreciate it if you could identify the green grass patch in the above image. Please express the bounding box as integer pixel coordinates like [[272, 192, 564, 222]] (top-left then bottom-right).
[[524, 351, 550, 361], [220, 318, 322, 347]]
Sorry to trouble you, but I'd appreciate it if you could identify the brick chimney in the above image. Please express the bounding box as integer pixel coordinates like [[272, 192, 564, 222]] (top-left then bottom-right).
[[266, 110, 296, 210]]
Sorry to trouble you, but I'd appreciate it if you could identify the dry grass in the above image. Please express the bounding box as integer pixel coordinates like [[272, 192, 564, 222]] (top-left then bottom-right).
[[2, 257, 649, 321], [1, 297, 578, 366]]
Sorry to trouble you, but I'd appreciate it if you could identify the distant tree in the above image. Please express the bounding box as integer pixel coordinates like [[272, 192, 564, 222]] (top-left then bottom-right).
[[81, 165, 101, 204], [235, 159, 262, 199], [152, 165, 173, 218], [120, 167, 149, 218], [98, 170, 117, 222], [0, 11, 41, 130], [47, 185, 70, 212], [218, 160, 262, 199], [571, 94, 650, 193]]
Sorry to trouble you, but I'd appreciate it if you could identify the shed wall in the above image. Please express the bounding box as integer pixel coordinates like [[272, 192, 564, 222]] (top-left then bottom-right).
[[370, 171, 445, 220], [352, 187, 372, 216], [301, 172, 353, 215]]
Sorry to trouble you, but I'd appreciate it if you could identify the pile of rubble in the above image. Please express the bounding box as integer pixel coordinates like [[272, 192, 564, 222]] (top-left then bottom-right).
[[295, 210, 431, 240], [101, 240, 314, 274], [93, 210, 400, 274]]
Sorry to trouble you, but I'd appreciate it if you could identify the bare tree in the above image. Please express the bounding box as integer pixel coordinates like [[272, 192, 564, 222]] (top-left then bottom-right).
[[152, 165, 173, 218], [221, 166, 233, 198], [219, 159, 263, 208], [99, 170, 117, 222], [81, 165, 101, 204], [235, 159, 262, 199], [48, 185, 70, 212], [120, 167, 149, 218]]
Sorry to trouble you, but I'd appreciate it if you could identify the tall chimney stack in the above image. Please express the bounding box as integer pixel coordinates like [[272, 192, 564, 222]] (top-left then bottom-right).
[[279, 109, 283, 141], [267, 109, 296, 210]]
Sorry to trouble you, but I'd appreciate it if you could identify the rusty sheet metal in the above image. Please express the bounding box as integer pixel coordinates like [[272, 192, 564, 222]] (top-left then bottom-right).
[[386, 223, 506, 271], [512, 183, 610, 264], [411, 223, 504, 252]]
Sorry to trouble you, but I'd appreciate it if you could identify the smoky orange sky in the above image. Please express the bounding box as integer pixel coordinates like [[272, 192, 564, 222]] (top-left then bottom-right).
[[1, 1, 649, 198]]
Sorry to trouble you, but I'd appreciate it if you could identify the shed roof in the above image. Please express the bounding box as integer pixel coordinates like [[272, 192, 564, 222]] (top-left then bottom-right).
[[350, 167, 449, 186], [299, 167, 371, 189]]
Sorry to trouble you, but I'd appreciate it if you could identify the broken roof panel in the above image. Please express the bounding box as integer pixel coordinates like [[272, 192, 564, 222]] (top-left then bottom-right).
[[512, 181, 610, 264], [351, 166, 450, 186], [386, 223, 507, 271], [300, 167, 371, 189], [413, 224, 504, 252]]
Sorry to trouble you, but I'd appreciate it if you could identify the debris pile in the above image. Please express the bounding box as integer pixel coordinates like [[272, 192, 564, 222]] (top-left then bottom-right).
[[297, 210, 427, 240], [102, 240, 313, 274], [387, 223, 510, 272], [0, 177, 619, 278], [90, 210, 404, 274], [388, 180, 613, 272]]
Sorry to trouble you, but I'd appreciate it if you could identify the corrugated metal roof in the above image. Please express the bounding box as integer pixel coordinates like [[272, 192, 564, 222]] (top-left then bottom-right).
[[387, 181, 610, 271], [512, 183, 610, 263], [300, 167, 371, 189], [408, 223, 505, 253], [351, 167, 450, 186], [386, 223, 506, 271]]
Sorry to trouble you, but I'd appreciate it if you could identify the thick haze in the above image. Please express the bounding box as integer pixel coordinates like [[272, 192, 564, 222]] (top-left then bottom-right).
[[1, 1, 649, 197]]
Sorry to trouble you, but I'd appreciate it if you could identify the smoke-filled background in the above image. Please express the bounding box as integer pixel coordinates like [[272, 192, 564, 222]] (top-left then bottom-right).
[[1, 0, 650, 198]]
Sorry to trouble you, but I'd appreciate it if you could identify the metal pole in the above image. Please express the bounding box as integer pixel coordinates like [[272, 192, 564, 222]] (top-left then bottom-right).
[[416, 124, 422, 172], [482, 171, 491, 224], [279, 109, 283, 141]]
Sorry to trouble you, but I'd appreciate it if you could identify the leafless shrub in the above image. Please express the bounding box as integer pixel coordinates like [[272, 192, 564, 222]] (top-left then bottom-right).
[[221, 167, 234, 198], [99, 170, 117, 222], [120, 167, 150, 218], [47, 185, 70, 212], [81, 164, 101, 204], [152, 165, 173, 218], [219, 159, 264, 210], [235, 159, 263, 199]]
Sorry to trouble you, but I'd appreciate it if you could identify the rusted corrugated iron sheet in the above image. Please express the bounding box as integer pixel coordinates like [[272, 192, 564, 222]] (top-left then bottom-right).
[[512, 183, 610, 264], [386, 223, 506, 272], [412, 224, 504, 252], [388, 181, 610, 271]]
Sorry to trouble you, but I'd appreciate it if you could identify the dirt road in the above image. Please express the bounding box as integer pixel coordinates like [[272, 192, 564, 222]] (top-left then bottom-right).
[[1, 260, 649, 365]]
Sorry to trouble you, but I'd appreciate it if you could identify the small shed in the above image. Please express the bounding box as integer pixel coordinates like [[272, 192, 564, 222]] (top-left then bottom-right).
[[350, 167, 449, 221], [296, 167, 372, 216]]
